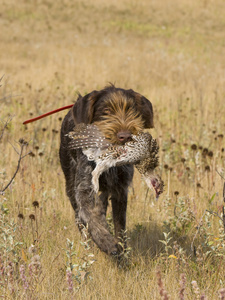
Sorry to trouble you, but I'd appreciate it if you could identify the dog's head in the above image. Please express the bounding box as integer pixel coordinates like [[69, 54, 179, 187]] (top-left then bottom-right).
[[73, 85, 154, 145]]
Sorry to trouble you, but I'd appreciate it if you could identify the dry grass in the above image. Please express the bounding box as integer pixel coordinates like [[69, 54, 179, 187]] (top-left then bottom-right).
[[1, 0, 225, 299]]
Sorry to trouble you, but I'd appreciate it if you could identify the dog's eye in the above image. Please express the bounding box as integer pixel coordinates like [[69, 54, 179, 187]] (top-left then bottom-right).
[[103, 108, 111, 115]]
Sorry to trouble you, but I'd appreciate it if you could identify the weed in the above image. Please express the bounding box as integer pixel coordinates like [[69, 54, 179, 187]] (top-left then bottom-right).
[[63, 238, 96, 293]]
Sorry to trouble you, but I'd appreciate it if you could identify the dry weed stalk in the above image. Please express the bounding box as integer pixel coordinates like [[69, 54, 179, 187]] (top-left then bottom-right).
[[179, 273, 186, 300], [0, 138, 30, 195]]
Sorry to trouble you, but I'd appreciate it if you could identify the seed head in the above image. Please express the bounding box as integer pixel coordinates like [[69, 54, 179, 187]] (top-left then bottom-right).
[[191, 144, 197, 150], [208, 151, 213, 158], [29, 214, 35, 221], [18, 213, 24, 219], [205, 165, 210, 172], [32, 201, 39, 208], [19, 138, 28, 146]]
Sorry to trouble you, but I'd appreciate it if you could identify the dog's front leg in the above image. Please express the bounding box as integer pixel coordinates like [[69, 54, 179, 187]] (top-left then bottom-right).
[[111, 188, 128, 242], [75, 167, 119, 255]]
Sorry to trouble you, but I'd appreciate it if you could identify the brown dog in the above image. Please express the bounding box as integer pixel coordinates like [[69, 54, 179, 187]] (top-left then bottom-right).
[[59, 85, 154, 255]]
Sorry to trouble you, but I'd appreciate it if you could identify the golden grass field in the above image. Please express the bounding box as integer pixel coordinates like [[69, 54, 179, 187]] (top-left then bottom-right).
[[1, 0, 225, 298]]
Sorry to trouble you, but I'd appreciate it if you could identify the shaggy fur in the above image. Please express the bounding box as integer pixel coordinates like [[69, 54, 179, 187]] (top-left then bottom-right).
[[59, 85, 154, 255]]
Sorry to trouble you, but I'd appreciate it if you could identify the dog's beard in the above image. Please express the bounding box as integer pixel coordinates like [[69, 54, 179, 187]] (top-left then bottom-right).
[[93, 108, 144, 145]]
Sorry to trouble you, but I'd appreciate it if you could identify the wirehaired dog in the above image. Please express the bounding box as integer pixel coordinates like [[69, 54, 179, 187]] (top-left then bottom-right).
[[59, 85, 154, 255]]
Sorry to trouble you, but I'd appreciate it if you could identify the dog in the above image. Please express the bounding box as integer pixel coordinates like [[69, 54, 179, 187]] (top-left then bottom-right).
[[59, 85, 154, 255]]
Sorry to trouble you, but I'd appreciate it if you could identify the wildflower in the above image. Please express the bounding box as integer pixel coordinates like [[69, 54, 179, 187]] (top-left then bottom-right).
[[156, 269, 169, 300], [28, 244, 36, 254], [179, 273, 186, 300], [29, 255, 41, 277], [6, 262, 14, 292], [191, 281, 200, 298], [218, 288, 225, 300], [66, 269, 73, 293], [195, 151, 201, 167], [20, 265, 29, 290]]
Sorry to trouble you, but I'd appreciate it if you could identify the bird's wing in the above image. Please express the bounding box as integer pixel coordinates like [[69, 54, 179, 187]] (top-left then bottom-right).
[[66, 123, 112, 149]]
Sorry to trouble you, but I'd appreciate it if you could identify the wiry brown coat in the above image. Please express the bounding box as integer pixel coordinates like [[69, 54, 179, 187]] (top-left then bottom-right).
[[59, 85, 154, 255]]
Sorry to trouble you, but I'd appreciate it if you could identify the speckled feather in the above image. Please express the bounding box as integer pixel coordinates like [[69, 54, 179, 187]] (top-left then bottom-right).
[[66, 123, 164, 197], [66, 123, 111, 149]]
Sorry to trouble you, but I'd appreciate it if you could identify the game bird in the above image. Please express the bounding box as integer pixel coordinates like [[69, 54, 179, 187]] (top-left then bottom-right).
[[66, 123, 164, 199]]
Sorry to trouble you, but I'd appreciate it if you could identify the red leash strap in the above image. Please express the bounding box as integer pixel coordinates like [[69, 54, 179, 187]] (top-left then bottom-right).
[[23, 104, 74, 125]]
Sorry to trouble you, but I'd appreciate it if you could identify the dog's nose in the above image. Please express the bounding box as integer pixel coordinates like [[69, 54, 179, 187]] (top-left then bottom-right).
[[117, 131, 132, 144]]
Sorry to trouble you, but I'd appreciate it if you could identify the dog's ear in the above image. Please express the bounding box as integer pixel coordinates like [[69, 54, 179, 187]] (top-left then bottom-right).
[[73, 90, 103, 124], [138, 95, 154, 128], [129, 90, 154, 128]]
